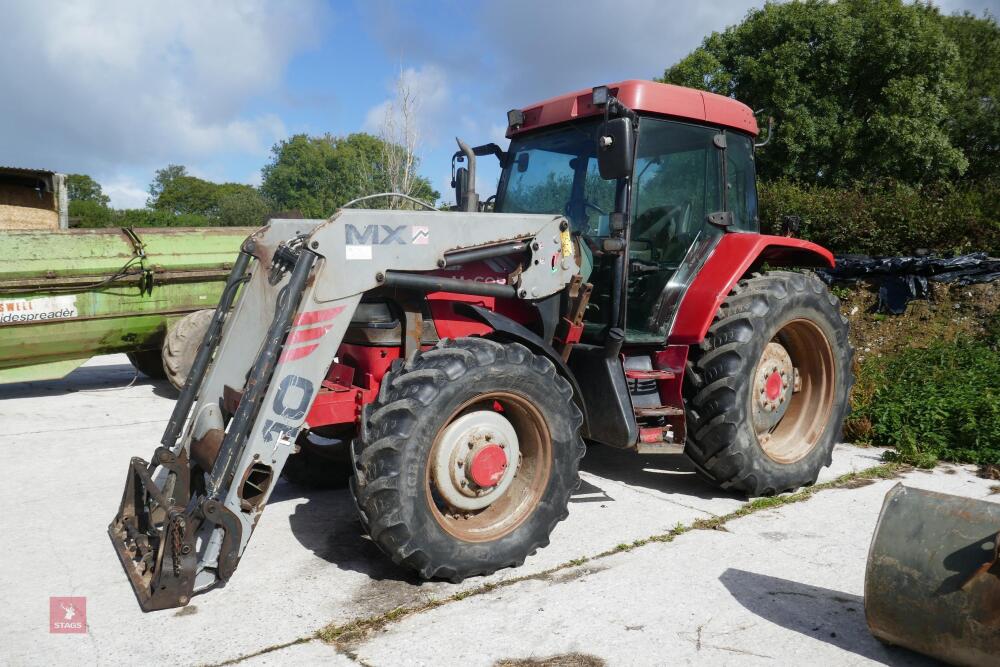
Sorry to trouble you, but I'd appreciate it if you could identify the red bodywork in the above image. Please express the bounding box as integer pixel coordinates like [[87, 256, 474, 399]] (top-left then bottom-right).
[[668, 234, 834, 345], [302, 78, 831, 435], [508, 80, 759, 138], [304, 234, 833, 432]]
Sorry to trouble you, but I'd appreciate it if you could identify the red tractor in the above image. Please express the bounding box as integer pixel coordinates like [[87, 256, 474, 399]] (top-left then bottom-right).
[[111, 80, 852, 611]]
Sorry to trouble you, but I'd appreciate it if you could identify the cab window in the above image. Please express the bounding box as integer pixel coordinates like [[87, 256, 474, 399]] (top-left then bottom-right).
[[725, 132, 758, 231]]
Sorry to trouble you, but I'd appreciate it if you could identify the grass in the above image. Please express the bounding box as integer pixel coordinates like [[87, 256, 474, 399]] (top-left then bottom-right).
[[847, 321, 1000, 467]]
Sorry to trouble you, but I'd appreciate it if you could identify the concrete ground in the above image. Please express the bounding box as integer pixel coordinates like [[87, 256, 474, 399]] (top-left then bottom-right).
[[0, 354, 994, 666]]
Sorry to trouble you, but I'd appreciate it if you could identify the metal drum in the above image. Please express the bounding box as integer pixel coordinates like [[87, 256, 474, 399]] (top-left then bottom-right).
[[865, 483, 1000, 666]]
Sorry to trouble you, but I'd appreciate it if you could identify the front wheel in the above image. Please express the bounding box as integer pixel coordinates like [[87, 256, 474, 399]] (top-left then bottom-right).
[[351, 337, 584, 581], [683, 271, 853, 496]]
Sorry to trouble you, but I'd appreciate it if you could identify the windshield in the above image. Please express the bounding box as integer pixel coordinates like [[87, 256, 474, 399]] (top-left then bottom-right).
[[496, 120, 617, 236]]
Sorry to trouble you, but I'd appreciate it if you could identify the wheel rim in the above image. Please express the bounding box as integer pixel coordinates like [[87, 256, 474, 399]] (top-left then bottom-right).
[[426, 392, 552, 542], [751, 318, 836, 464]]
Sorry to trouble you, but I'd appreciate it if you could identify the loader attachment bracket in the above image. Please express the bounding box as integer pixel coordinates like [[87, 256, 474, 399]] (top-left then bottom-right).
[[108, 448, 242, 612]]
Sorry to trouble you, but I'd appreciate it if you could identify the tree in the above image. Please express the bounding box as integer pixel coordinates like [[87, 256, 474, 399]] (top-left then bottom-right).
[[65, 173, 110, 206], [218, 189, 271, 227], [69, 200, 115, 227], [941, 12, 1000, 180], [65, 173, 112, 227], [371, 69, 426, 209], [146, 167, 269, 224], [260, 132, 438, 217], [660, 0, 969, 185], [147, 164, 188, 206]]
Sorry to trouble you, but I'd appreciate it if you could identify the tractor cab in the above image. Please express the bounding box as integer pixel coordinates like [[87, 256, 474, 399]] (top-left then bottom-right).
[[485, 80, 760, 343]]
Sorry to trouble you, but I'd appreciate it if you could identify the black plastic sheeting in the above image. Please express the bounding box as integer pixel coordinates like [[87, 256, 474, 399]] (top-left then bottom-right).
[[816, 252, 1000, 314]]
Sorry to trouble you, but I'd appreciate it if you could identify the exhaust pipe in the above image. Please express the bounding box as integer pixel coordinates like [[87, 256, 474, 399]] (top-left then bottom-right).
[[454, 138, 479, 212]]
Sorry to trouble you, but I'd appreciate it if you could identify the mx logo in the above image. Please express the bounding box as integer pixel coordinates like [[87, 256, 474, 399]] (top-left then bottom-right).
[[345, 224, 430, 246]]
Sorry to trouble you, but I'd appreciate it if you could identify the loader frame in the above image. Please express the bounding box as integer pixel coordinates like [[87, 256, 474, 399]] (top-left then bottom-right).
[[110, 211, 578, 610]]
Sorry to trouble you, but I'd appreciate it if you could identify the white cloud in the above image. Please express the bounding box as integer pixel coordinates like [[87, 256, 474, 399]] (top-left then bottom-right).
[[0, 0, 327, 180], [102, 179, 150, 210]]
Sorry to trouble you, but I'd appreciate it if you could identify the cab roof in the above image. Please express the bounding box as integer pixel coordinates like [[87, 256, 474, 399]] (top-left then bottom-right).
[[507, 79, 758, 138]]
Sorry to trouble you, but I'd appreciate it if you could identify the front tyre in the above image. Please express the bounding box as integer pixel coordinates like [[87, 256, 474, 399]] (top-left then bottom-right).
[[352, 338, 585, 581], [683, 271, 853, 496]]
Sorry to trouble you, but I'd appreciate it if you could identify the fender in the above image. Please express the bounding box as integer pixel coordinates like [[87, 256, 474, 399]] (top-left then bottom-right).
[[454, 302, 590, 436], [668, 233, 834, 345]]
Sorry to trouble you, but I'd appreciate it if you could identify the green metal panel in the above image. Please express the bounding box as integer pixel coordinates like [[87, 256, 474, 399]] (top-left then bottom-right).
[[0, 226, 252, 383]]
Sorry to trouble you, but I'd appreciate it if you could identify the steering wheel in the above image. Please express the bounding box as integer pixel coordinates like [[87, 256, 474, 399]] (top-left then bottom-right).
[[652, 202, 693, 261], [635, 204, 682, 240], [564, 199, 607, 236]]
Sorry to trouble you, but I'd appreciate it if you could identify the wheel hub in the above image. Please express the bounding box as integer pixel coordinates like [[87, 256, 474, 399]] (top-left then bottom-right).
[[432, 410, 520, 511], [752, 341, 796, 433], [467, 444, 508, 488]]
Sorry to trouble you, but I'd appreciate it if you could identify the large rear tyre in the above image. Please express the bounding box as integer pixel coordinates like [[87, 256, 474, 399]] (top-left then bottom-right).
[[351, 337, 584, 581], [683, 271, 853, 496], [161, 309, 213, 391]]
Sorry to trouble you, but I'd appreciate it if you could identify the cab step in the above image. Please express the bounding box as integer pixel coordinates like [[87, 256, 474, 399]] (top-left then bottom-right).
[[625, 368, 676, 381], [634, 405, 684, 418], [636, 426, 683, 454], [636, 442, 685, 455]]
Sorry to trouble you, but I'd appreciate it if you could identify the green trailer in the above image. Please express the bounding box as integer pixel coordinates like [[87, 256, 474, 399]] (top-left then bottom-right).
[[0, 226, 250, 385]]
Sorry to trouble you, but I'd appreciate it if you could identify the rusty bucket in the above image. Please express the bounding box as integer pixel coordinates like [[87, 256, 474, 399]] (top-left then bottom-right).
[[865, 483, 1000, 666]]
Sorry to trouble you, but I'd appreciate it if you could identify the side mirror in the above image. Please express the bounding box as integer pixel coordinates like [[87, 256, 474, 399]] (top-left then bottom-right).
[[596, 117, 634, 180], [453, 167, 468, 211], [516, 152, 530, 173]]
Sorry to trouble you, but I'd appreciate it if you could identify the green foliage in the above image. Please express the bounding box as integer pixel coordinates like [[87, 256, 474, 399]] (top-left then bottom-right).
[[65, 174, 110, 206], [661, 0, 979, 185], [147, 164, 188, 205], [758, 178, 1000, 255], [941, 12, 1000, 180], [849, 334, 1000, 467], [261, 133, 438, 218], [68, 199, 115, 227], [72, 205, 212, 228], [115, 209, 213, 228], [151, 174, 262, 219], [217, 189, 271, 227]]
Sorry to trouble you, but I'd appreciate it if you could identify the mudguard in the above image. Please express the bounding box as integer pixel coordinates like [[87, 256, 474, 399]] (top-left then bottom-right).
[[667, 233, 834, 345]]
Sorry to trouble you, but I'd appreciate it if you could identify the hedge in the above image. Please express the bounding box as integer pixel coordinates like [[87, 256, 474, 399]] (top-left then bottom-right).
[[758, 178, 1000, 256], [847, 313, 1000, 467]]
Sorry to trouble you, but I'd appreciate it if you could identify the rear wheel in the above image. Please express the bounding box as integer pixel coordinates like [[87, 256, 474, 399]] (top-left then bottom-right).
[[351, 337, 584, 581], [161, 309, 213, 390], [683, 271, 853, 496]]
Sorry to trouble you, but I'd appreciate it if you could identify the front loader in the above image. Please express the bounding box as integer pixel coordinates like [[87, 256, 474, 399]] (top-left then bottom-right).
[[111, 80, 854, 611]]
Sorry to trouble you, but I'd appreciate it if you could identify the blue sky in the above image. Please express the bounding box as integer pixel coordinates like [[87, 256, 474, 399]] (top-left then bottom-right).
[[0, 0, 994, 209]]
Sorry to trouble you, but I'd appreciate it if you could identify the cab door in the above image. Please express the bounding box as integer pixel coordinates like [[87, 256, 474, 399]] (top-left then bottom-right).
[[625, 121, 760, 342], [625, 118, 723, 342]]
